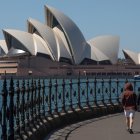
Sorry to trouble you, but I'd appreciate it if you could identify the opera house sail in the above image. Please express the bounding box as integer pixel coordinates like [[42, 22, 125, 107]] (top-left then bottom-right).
[[1, 4, 133, 77]]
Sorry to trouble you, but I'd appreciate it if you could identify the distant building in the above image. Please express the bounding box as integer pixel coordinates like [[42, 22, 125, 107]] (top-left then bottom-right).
[[122, 49, 140, 65], [0, 5, 139, 77]]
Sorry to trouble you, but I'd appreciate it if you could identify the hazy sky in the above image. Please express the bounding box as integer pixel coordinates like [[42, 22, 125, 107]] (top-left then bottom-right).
[[0, 0, 140, 58]]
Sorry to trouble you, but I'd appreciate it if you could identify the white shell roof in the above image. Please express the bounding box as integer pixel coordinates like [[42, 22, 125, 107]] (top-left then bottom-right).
[[33, 34, 54, 60], [7, 47, 27, 57], [45, 5, 87, 64], [91, 44, 110, 61], [28, 18, 72, 61], [53, 26, 72, 61], [3, 29, 35, 55], [82, 42, 110, 62], [28, 18, 57, 60], [3, 29, 54, 59], [122, 49, 139, 64], [88, 35, 119, 64], [0, 5, 121, 65], [80, 43, 97, 61], [0, 40, 8, 54]]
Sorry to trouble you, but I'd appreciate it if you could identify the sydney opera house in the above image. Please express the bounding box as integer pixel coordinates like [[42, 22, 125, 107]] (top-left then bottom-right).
[[0, 5, 140, 77]]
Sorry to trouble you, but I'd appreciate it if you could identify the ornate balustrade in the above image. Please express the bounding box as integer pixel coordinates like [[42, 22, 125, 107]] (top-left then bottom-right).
[[0, 77, 139, 140]]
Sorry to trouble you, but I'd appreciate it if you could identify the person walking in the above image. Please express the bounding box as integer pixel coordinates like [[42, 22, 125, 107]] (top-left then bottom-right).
[[121, 82, 137, 134]]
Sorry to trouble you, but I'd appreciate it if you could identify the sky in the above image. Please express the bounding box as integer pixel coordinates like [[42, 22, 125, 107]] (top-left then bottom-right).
[[0, 0, 140, 58]]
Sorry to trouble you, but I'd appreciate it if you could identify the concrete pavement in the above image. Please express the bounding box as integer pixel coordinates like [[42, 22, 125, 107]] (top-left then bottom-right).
[[45, 112, 140, 140]]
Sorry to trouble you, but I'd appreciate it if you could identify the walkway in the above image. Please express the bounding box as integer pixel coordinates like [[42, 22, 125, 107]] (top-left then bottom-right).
[[45, 112, 140, 140]]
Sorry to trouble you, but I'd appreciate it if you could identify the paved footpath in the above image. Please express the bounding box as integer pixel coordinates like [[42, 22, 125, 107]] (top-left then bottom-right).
[[45, 112, 140, 140]]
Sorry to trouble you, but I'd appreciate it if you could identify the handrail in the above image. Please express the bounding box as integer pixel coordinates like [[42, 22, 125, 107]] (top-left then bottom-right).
[[0, 77, 140, 140]]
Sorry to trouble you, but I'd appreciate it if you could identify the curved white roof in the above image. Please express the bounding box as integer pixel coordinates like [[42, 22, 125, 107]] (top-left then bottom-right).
[[88, 35, 119, 64], [80, 43, 97, 61], [123, 49, 139, 64], [33, 34, 54, 60], [91, 44, 110, 62], [3, 29, 35, 55], [45, 5, 87, 64], [28, 18, 57, 60], [28, 18, 72, 61], [82, 42, 110, 63], [3, 29, 54, 59], [7, 47, 27, 57], [0, 40, 8, 54], [0, 5, 121, 66], [53, 26, 72, 61]]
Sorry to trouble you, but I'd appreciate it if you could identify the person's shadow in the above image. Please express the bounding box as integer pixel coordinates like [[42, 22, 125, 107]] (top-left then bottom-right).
[[134, 131, 140, 134]]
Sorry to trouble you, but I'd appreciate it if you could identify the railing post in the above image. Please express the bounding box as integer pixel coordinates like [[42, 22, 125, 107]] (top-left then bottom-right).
[[30, 79, 34, 123], [37, 79, 41, 119], [33, 80, 37, 121], [101, 78, 104, 104], [48, 79, 52, 115], [26, 80, 30, 127], [94, 77, 97, 106], [62, 79, 66, 112], [21, 80, 25, 131], [77, 74, 81, 108], [54, 79, 58, 114], [116, 78, 120, 103], [109, 77, 112, 104], [42, 79, 45, 117], [15, 80, 20, 135], [8, 78, 14, 140], [133, 80, 136, 92], [86, 77, 89, 106], [1, 78, 8, 140], [69, 79, 73, 110]]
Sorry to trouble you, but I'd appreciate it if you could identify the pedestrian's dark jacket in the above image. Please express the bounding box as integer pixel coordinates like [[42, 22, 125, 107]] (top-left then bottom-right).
[[122, 83, 137, 110], [137, 93, 140, 105]]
